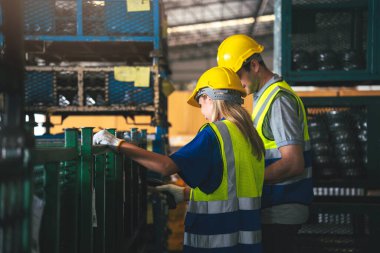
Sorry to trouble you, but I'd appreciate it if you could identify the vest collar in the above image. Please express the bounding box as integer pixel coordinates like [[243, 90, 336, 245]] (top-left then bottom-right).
[[254, 74, 282, 103]]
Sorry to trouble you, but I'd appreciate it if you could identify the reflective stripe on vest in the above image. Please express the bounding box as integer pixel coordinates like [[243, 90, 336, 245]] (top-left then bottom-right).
[[252, 81, 313, 207], [185, 120, 263, 250], [187, 197, 261, 214], [184, 230, 262, 248]]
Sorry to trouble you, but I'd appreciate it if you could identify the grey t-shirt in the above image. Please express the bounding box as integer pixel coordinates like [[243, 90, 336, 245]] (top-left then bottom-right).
[[254, 75, 309, 224]]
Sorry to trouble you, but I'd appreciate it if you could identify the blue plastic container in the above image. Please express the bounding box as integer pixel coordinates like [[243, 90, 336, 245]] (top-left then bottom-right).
[[104, 0, 154, 35], [24, 0, 55, 34], [25, 71, 55, 105], [108, 72, 154, 106]]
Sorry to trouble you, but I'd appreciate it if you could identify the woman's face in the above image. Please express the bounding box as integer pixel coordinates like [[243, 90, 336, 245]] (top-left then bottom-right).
[[198, 95, 214, 121]]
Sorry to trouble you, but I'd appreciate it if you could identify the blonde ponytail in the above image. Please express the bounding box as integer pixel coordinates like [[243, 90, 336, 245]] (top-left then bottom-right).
[[213, 100, 265, 160]]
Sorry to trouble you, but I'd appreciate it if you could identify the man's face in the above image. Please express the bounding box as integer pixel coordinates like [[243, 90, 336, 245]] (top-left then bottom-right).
[[237, 65, 260, 95]]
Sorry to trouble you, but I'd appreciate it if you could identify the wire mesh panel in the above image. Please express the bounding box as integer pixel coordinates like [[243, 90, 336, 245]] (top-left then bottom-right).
[[307, 106, 367, 179], [296, 210, 369, 253], [24, 0, 77, 35], [56, 71, 78, 107], [25, 71, 55, 106], [108, 73, 154, 106], [24, 67, 160, 113], [24, 0, 55, 35], [83, 71, 107, 106], [54, 0, 77, 35], [103, 0, 154, 36], [291, 0, 368, 71], [83, 1, 106, 35]]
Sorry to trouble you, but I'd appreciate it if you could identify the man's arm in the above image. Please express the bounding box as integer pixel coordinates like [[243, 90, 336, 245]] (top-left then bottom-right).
[[264, 144, 305, 184], [264, 91, 306, 184]]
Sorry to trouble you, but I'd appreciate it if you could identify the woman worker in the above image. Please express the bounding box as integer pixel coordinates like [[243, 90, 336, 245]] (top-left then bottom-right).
[[93, 66, 265, 253]]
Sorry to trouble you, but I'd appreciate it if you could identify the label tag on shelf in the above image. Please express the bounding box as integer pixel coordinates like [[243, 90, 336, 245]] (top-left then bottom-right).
[[114, 66, 150, 87], [127, 0, 150, 12], [114, 66, 136, 82], [134, 67, 150, 87]]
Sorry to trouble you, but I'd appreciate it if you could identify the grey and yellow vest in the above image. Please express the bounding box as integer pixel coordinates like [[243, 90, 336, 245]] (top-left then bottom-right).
[[183, 120, 264, 253], [252, 80, 313, 208]]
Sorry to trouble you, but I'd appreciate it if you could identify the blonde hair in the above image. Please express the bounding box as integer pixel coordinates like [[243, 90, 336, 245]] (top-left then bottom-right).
[[211, 100, 265, 161]]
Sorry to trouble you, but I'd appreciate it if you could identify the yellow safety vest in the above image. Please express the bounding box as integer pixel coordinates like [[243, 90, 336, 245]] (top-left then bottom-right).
[[252, 80, 313, 207], [184, 120, 264, 253]]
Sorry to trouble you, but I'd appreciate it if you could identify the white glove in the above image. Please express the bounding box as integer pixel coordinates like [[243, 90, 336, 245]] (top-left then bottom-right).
[[93, 130, 124, 151], [156, 184, 185, 204]]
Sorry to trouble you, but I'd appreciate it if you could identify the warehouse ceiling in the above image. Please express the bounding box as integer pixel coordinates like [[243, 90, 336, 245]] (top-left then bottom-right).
[[162, 0, 275, 86]]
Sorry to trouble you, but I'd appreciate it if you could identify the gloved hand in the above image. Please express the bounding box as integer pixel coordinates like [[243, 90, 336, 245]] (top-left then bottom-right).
[[156, 184, 185, 204], [93, 130, 124, 151]]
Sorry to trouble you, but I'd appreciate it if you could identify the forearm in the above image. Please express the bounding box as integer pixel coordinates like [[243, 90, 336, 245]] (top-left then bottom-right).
[[265, 160, 295, 184], [119, 141, 179, 176], [184, 187, 191, 201], [265, 144, 305, 184]]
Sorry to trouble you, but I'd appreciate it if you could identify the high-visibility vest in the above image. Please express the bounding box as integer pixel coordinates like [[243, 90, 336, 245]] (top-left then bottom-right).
[[252, 80, 313, 208], [184, 120, 264, 253]]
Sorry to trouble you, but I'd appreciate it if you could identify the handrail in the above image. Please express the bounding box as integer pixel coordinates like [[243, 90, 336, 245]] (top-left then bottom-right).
[[30, 147, 78, 165], [92, 144, 113, 156]]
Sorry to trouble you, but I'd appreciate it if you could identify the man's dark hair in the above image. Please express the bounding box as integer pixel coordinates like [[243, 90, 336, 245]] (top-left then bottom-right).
[[242, 53, 266, 72]]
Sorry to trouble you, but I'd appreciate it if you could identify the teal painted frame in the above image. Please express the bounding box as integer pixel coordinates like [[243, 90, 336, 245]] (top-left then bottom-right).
[[277, 0, 380, 84]]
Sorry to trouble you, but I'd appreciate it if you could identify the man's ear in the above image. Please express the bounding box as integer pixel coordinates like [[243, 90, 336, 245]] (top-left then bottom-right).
[[250, 59, 260, 73]]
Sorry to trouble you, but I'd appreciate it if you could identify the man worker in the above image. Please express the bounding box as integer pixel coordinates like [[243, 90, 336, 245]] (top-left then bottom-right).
[[217, 34, 313, 253]]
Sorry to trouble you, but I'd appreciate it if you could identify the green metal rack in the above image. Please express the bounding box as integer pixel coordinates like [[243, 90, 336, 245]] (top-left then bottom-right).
[[296, 96, 380, 253], [31, 129, 79, 253], [28, 127, 151, 253], [303, 96, 380, 186], [274, 0, 380, 85]]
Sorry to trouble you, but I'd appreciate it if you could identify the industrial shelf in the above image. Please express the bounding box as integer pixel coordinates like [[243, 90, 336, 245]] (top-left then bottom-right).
[[303, 96, 380, 188], [1, 0, 168, 62], [23, 65, 166, 124], [275, 0, 380, 85]]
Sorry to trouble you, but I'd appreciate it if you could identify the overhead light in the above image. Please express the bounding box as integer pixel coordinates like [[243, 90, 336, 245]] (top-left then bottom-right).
[[168, 14, 275, 34], [92, 1, 105, 6], [257, 15, 275, 22]]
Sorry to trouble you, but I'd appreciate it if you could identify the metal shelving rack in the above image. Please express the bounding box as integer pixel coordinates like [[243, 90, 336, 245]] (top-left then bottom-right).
[[274, 0, 380, 85], [24, 66, 159, 119], [0, 0, 169, 126], [298, 96, 380, 253], [274, 1, 380, 251], [274, 5, 380, 253]]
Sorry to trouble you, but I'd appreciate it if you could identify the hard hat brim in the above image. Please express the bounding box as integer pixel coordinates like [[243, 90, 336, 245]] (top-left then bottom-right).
[[187, 89, 201, 108]]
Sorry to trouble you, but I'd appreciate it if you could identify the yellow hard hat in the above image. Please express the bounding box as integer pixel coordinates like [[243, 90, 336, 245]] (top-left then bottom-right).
[[217, 34, 264, 72], [187, 66, 246, 107]]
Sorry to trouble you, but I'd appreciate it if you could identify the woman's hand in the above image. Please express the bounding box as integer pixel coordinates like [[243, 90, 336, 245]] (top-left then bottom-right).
[[156, 184, 185, 204], [93, 130, 124, 151]]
